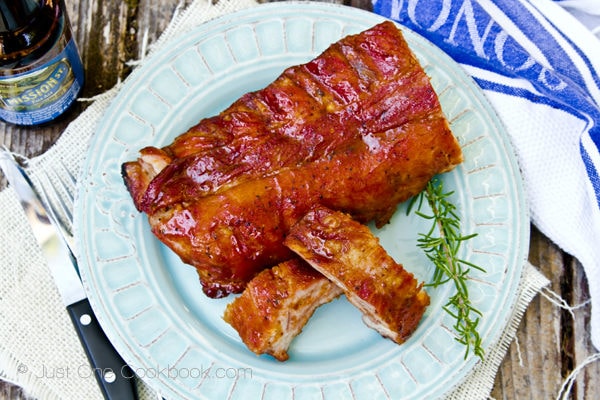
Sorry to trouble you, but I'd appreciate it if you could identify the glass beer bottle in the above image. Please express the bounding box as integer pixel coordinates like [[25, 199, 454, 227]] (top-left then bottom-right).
[[0, 0, 84, 126]]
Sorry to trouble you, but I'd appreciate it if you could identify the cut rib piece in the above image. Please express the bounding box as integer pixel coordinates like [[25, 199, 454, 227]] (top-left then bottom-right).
[[122, 21, 463, 298], [284, 205, 430, 344], [223, 258, 343, 361]]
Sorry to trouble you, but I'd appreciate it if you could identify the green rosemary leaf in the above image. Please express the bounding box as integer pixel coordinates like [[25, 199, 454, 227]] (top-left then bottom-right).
[[410, 177, 486, 361], [459, 258, 486, 272]]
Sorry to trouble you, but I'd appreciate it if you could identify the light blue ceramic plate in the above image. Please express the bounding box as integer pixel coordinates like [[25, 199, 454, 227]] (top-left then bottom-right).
[[74, 2, 529, 399]]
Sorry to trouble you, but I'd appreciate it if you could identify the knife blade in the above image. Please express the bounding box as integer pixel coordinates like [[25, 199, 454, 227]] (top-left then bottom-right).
[[0, 151, 138, 400]]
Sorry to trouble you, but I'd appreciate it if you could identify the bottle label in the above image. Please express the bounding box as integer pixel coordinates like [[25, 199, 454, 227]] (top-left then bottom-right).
[[0, 39, 84, 125]]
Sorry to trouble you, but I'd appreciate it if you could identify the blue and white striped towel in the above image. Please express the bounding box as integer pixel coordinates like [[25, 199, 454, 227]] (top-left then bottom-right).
[[373, 0, 600, 349]]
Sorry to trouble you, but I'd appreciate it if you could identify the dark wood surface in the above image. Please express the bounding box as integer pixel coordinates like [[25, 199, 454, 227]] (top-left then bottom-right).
[[1, 0, 599, 399]]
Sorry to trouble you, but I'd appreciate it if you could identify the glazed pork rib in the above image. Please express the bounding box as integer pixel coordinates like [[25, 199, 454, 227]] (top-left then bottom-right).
[[121, 21, 463, 298], [285, 206, 430, 344], [223, 258, 343, 361], [123, 21, 432, 213]]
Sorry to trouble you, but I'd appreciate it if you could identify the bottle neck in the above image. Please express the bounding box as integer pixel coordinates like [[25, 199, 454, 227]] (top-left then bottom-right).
[[0, 1, 63, 68], [0, 0, 41, 33]]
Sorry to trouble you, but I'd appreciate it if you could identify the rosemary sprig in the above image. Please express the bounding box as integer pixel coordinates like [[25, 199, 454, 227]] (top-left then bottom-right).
[[407, 178, 486, 360]]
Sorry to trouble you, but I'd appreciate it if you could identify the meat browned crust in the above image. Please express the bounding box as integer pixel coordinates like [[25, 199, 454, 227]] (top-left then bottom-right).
[[122, 21, 463, 297], [284, 205, 430, 344], [223, 258, 342, 361]]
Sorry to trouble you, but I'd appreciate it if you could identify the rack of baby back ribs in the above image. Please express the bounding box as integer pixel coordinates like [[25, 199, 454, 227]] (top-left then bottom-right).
[[122, 21, 463, 360]]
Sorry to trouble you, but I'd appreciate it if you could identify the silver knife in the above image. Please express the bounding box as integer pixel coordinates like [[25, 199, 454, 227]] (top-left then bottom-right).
[[0, 151, 138, 400]]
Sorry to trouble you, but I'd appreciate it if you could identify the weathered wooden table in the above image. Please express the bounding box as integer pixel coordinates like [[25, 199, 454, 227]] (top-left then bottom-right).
[[1, 0, 598, 399]]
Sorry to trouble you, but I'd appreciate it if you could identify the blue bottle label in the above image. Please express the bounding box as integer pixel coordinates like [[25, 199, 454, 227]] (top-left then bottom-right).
[[0, 39, 84, 125]]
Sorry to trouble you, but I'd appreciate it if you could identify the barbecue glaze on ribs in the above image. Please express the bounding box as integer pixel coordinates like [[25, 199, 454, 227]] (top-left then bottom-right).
[[122, 21, 463, 298], [285, 206, 431, 344], [223, 258, 343, 361]]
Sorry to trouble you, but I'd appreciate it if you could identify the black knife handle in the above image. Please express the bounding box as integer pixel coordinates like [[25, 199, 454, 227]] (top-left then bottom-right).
[[67, 299, 138, 400]]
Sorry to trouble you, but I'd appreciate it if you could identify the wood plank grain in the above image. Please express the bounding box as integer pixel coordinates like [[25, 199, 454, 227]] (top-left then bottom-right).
[[491, 226, 564, 399], [69, 0, 135, 95], [568, 257, 600, 400], [490, 226, 599, 399]]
